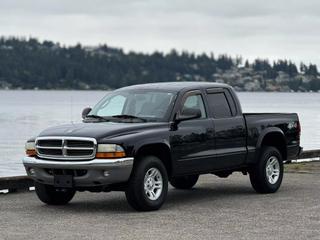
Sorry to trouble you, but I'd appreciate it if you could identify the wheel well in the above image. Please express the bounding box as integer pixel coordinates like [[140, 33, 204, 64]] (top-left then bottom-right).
[[135, 144, 172, 177], [260, 132, 287, 160]]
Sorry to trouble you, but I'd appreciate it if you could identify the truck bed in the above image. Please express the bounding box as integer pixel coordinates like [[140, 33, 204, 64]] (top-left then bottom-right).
[[243, 112, 301, 160]]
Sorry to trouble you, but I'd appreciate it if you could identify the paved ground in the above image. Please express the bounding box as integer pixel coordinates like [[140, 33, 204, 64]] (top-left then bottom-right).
[[0, 172, 319, 240]]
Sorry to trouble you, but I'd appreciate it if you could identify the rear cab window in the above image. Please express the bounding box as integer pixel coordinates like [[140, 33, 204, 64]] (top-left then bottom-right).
[[206, 88, 236, 118]]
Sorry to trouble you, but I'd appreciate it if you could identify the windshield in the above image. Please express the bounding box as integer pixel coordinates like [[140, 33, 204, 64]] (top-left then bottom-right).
[[88, 89, 177, 122]]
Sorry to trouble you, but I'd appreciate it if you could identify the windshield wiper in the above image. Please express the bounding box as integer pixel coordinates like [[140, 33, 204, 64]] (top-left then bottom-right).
[[111, 114, 147, 122], [85, 114, 110, 121]]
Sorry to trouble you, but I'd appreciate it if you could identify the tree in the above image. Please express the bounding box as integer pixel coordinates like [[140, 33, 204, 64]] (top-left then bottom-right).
[[245, 60, 250, 68], [306, 64, 318, 76]]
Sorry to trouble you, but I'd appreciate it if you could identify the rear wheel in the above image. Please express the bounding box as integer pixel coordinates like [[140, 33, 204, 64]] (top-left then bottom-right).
[[125, 155, 168, 211], [35, 182, 76, 205], [170, 175, 199, 189], [249, 146, 283, 193]]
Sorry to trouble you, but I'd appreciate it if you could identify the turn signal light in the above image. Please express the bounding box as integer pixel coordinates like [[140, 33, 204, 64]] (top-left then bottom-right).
[[26, 149, 37, 157], [96, 151, 126, 159], [25, 141, 36, 156]]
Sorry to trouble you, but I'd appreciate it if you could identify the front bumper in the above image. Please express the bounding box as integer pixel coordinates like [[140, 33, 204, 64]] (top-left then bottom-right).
[[22, 156, 134, 187]]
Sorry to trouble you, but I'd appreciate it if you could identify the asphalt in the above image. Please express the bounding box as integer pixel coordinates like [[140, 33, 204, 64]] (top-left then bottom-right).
[[0, 172, 319, 240]]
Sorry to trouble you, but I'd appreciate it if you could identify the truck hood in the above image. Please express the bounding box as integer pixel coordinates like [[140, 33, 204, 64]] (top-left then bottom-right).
[[38, 121, 166, 140]]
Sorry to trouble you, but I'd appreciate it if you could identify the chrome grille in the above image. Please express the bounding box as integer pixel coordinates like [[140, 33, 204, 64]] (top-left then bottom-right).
[[36, 137, 97, 160]]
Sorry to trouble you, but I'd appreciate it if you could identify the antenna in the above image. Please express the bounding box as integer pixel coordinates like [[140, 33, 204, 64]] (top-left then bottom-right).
[[70, 94, 73, 124]]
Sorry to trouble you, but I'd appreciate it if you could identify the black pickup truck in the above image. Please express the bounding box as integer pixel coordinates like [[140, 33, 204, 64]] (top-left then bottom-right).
[[23, 82, 301, 211]]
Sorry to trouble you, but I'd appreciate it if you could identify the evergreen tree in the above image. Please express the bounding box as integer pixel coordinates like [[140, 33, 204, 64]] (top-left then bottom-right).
[[0, 37, 318, 91], [244, 60, 250, 68]]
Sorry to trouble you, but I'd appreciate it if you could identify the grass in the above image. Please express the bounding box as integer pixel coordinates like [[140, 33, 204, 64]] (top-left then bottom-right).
[[285, 161, 320, 173]]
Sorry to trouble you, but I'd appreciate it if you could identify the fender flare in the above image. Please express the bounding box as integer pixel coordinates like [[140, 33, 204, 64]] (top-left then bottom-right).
[[131, 138, 174, 176], [132, 138, 171, 156], [254, 127, 287, 161]]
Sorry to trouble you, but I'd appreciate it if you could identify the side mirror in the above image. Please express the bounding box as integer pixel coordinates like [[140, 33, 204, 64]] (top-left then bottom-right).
[[175, 108, 202, 123], [82, 107, 92, 119]]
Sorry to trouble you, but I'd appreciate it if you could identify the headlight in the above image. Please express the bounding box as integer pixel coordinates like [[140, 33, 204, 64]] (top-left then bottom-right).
[[25, 141, 36, 156], [96, 144, 126, 158]]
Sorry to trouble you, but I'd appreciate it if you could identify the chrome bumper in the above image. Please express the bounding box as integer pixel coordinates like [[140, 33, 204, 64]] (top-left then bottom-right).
[[22, 156, 134, 187]]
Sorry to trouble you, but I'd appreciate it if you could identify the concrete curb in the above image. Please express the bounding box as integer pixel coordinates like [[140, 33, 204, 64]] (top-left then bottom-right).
[[0, 176, 34, 193]]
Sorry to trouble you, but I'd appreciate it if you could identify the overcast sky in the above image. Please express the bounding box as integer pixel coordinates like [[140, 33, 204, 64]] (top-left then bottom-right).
[[1, 0, 320, 66]]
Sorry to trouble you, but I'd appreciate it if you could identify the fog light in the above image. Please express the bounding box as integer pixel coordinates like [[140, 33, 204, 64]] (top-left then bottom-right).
[[103, 171, 110, 177], [29, 168, 35, 175]]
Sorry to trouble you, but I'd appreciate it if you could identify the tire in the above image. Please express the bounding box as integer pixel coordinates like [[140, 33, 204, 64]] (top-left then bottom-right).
[[249, 146, 284, 194], [125, 155, 168, 211], [35, 182, 76, 205], [170, 175, 199, 189]]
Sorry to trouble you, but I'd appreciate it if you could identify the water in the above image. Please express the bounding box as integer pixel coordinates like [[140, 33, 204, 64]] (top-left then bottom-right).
[[237, 92, 320, 151], [0, 90, 319, 177]]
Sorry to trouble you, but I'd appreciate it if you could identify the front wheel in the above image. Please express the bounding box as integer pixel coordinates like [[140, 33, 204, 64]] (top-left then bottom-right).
[[35, 182, 76, 205], [249, 146, 284, 193], [170, 175, 199, 189], [125, 155, 168, 211]]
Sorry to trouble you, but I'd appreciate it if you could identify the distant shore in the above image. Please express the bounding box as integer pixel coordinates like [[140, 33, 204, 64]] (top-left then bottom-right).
[[1, 38, 320, 93], [1, 88, 319, 93]]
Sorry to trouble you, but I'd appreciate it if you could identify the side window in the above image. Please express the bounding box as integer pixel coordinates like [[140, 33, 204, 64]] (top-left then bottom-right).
[[181, 94, 206, 118], [224, 90, 237, 116], [207, 92, 232, 118]]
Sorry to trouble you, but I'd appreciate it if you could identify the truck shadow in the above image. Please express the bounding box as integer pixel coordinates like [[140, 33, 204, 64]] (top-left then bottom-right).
[[42, 184, 262, 213], [165, 185, 256, 209]]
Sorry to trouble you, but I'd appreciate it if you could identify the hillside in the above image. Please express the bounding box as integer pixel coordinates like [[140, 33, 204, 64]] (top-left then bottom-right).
[[0, 37, 319, 91]]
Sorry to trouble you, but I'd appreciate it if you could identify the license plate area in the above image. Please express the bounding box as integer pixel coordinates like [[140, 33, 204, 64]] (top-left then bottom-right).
[[54, 175, 73, 188]]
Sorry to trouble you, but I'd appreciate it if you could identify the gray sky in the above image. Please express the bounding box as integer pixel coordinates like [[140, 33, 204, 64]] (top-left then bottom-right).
[[1, 0, 320, 66]]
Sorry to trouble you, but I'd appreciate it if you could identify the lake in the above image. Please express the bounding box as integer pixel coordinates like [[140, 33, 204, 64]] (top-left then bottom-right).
[[0, 90, 319, 177]]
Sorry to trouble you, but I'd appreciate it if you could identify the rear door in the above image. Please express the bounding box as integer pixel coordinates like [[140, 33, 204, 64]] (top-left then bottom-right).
[[206, 88, 247, 169]]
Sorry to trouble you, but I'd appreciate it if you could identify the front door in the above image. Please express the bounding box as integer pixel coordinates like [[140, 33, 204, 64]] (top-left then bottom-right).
[[170, 91, 215, 175]]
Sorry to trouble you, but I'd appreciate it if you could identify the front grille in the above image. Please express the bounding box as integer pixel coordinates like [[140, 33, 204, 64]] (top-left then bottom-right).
[[36, 137, 97, 160]]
